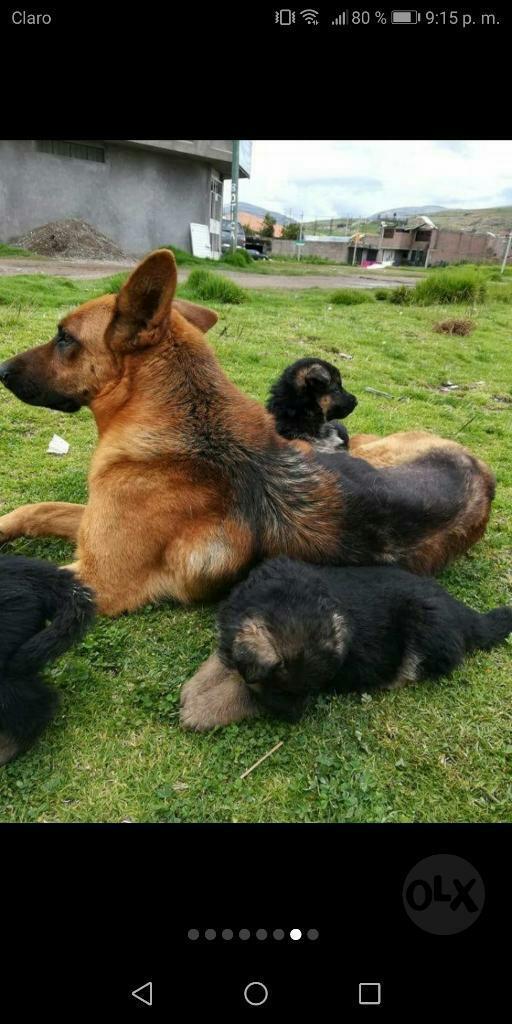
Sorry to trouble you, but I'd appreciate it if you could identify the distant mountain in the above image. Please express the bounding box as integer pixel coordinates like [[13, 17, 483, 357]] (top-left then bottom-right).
[[223, 202, 293, 226], [372, 205, 447, 219]]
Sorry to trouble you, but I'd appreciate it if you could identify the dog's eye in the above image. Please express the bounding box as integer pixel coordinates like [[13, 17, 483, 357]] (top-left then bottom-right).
[[55, 331, 77, 351]]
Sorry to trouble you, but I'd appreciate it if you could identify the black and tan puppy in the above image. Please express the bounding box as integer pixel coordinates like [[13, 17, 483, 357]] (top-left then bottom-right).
[[0, 555, 95, 764], [266, 357, 357, 451], [212, 557, 512, 722]]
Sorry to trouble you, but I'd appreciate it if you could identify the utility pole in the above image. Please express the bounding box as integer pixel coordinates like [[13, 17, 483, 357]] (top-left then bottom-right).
[[501, 229, 512, 274], [230, 140, 240, 254], [352, 219, 360, 266]]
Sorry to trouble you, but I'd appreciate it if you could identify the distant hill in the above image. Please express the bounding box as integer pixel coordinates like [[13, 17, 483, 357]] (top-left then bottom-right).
[[372, 205, 447, 219], [303, 217, 380, 235], [223, 202, 293, 226], [303, 206, 512, 237], [431, 206, 512, 233]]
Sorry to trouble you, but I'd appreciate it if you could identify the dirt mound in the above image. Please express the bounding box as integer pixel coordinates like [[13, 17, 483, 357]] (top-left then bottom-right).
[[434, 318, 475, 337], [12, 219, 129, 261]]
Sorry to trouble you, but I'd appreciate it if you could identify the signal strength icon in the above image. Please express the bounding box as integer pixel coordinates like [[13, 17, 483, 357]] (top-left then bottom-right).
[[300, 9, 319, 24], [332, 11, 348, 26]]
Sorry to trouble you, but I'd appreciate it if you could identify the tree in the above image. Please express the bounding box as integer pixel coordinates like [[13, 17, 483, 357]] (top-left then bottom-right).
[[281, 221, 301, 240], [241, 221, 255, 237], [260, 213, 276, 238]]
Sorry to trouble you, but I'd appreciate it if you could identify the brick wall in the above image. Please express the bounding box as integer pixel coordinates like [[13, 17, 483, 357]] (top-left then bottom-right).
[[429, 229, 497, 265]]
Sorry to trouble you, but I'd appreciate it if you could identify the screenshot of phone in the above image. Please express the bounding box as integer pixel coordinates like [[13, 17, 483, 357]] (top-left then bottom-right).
[[0, 5, 510, 1018]]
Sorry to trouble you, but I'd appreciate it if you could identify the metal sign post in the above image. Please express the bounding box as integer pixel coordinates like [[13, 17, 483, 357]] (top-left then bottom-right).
[[230, 140, 240, 254], [501, 230, 512, 274]]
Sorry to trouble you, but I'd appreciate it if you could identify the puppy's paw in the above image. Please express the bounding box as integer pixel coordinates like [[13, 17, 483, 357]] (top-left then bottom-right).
[[0, 732, 22, 766], [180, 651, 260, 731]]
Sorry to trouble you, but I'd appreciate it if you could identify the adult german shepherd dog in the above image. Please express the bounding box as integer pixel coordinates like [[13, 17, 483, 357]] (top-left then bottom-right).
[[0, 249, 495, 626]]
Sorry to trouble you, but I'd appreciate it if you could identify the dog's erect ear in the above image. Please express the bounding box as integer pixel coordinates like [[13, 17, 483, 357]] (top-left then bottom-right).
[[173, 298, 218, 333], [117, 250, 177, 327], [304, 363, 331, 388]]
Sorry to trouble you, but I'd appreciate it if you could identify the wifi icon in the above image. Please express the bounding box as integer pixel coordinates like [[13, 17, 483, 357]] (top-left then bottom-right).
[[300, 8, 319, 24]]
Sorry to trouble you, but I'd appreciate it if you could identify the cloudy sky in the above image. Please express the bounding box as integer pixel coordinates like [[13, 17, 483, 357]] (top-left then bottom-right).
[[227, 140, 512, 219]]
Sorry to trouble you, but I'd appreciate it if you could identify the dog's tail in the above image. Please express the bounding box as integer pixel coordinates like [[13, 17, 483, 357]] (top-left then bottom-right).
[[0, 572, 95, 765], [464, 605, 512, 653], [7, 571, 95, 676]]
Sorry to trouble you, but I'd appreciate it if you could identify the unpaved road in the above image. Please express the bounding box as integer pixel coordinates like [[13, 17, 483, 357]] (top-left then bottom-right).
[[0, 256, 419, 290], [0, 257, 135, 280]]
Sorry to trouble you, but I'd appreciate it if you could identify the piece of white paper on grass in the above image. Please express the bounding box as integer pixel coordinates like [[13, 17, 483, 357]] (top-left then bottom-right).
[[47, 434, 70, 455]]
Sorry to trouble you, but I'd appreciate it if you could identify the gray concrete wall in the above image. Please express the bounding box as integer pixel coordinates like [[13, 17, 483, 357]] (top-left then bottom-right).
[[271, 238, 349, 262], [121, 140, 250, 177], [0, 140, 213, 254]]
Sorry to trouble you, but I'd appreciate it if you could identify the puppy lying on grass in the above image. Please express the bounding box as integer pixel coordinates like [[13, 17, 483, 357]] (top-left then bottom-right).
[[266, 357, 357, 451], [181, 557, 512, 728], [0, 556, 95, 764]]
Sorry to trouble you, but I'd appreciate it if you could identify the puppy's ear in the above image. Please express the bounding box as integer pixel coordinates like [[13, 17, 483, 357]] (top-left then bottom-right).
[[321, 610, 348, 658], [233, 616, 280, 670], [173, 298, 218, 333], [303, 363, 331, 388], [117, 249, 177, 328]]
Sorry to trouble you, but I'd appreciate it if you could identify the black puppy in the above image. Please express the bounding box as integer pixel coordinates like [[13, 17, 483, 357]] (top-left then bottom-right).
[[0, 556, 95, 764], [216, 557, 512, 721], [266, 357, 357, 452]]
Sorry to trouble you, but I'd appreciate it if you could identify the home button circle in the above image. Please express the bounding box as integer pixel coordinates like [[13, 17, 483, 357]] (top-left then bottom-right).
[[244, 981, 269, 1006]]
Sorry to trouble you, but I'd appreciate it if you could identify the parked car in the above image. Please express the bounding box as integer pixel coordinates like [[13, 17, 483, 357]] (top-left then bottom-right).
[[244, 235, 272, 258], [246, 248, 269, 260], [221, 218, 246, 252]]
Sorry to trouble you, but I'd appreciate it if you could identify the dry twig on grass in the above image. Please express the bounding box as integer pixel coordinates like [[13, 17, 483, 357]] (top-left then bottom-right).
[[240, 741, 284, 780]]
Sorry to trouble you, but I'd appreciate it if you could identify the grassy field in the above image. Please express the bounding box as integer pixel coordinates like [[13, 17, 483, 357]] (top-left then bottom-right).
[[170, 248, 357, 277], [0, 243, 37, 258], [0, 272, 511, 823]]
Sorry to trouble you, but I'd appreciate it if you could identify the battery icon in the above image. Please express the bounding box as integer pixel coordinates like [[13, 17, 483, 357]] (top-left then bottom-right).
[[392, 10, 420, 23]]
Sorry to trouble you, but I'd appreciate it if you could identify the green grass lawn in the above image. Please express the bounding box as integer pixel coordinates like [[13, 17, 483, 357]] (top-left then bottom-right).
[[0, 243, 38, 259], [0, 274, 511, 823]]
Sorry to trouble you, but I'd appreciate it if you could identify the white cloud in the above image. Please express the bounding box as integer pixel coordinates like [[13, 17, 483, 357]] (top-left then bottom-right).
[[224, 140, 512, 219]]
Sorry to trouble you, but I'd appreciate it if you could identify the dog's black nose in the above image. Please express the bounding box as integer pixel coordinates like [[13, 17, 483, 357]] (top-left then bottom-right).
[[0, 362, 12, 384]]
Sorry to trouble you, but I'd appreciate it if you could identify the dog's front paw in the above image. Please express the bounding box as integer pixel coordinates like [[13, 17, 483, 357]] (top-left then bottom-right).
[[180, 651, 260, 731]]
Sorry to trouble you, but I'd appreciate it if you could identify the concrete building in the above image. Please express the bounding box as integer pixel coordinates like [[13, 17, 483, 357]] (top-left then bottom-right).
[[0, 140, 252, 256], [348, 216, 501, 267]]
